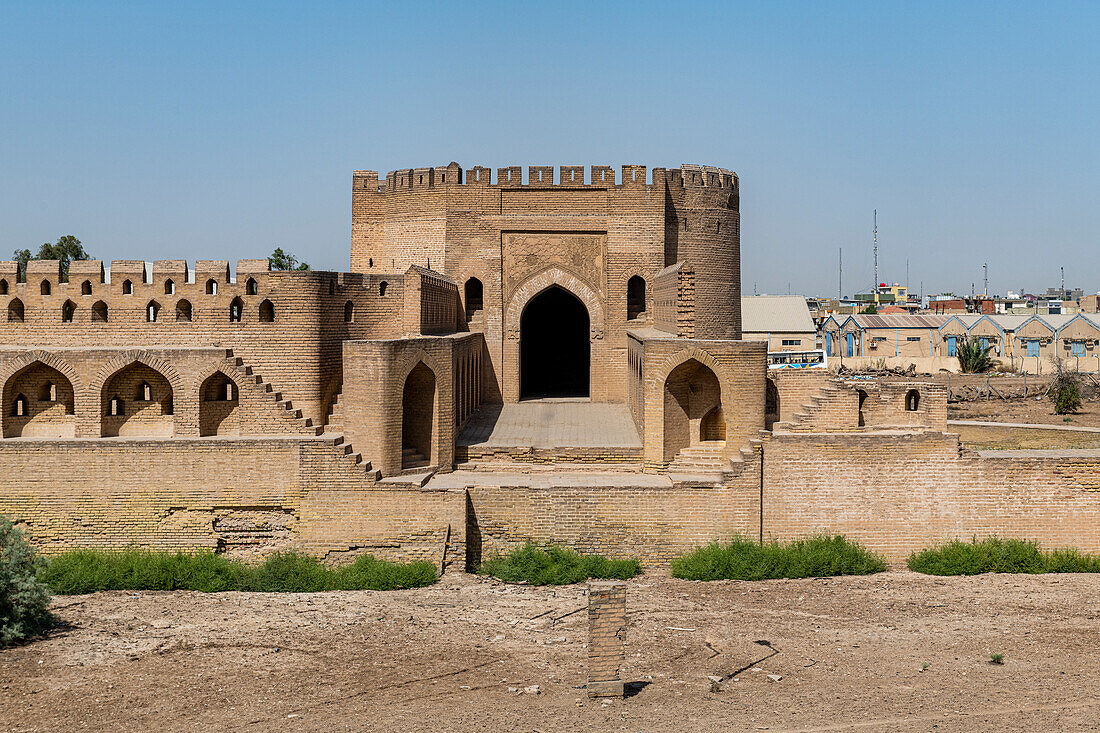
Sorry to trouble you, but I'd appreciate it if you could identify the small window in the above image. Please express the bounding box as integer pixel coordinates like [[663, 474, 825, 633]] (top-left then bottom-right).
[[465, 277, 483, 314], [137, 382, 152, 402], [206, 279, 218, 295], [61, 300, 75, 323], [81, 280, 92, 295], [164, 279, 175, 295], [176, 299, 193, 322], [0, 279, 7, 294], [344, 300, 354, 323], [258, 299, 274, 322], [627, 276, 646, 320], [92, 300, 108, 322], [246, 278, 257, 295], [122, 280, 133, 295], [229, 296, 243, 322], [7, 298, 23, 323], [40, 280, 51, 295], [379, 281, 388, 297], [108, 396, 123, 417], [781, 339, 802, 347], [39, 382, 56, 402], [906, 336, 922, 342], [905, 389, 920, 412], [368, 258, 373, 268], [146, 300, 160, 322], [223, 381, 236, 400], [13, 394, 27, 417]]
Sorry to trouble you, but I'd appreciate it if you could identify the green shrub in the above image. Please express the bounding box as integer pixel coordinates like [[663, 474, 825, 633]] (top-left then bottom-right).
[[40, 549, 437, 594], [671, 535, 886, 581], [1, 516, 56, 647], [908, 537, 1100, 575], [478, 544, 641, 585]]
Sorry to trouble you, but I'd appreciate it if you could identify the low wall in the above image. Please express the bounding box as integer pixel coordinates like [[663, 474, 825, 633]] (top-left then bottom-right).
[[454, 457, 762, 566], [835, 356, 961, 373], [0, 437, 464, 564], [763, 431, 1100, 560]]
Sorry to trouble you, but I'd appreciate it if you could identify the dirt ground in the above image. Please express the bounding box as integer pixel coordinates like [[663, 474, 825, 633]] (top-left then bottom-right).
[[3, 571, 1100, 732], [950, 397, 1100, 428]]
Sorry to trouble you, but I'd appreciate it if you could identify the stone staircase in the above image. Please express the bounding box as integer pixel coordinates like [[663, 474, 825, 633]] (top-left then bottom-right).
[[325, 390, 346, 433], [770, 382, 854, 433], [223, 349, 380, 481], [667, 440, 730, 483], [401, 446, 429, 469]]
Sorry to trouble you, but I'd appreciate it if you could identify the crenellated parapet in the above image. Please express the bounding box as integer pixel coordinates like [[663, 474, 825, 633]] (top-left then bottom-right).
[[354, 163, 737, 193]]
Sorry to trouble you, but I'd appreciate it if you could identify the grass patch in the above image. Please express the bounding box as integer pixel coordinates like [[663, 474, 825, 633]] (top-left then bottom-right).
[[907, 537, 1100, 575], [670, 535, 887, 581], [38, 550, 437, 595], [478, 544, 641, 585]]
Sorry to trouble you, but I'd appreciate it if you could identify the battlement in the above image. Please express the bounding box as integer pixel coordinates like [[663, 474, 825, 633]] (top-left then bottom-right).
[[353, 163, 738, 193]]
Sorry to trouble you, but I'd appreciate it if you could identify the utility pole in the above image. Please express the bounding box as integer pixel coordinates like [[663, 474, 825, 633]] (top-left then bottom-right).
[[839, 248, 843, 300], [983, 263, 988, 297], [1062, 266, 1065, 299]]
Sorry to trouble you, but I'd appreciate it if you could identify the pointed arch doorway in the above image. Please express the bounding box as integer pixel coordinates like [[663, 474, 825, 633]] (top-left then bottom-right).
[[519, 286, 590, 400]]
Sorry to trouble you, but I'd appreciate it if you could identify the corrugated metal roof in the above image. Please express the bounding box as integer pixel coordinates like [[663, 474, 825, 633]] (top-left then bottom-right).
[[850, 314, 950, 329], [741, 296, 816, 333]]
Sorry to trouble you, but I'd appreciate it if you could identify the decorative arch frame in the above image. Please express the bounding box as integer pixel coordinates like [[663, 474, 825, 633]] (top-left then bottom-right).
[[0, 351, 81, 393], [503, 266, 606, 341], [392, 348, 448, 470], [93, 352, 185, 400]]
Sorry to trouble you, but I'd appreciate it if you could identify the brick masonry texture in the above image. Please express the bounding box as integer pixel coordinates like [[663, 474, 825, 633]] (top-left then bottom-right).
[[587, 581, 626, 698], [1, 162, 1100, 567]]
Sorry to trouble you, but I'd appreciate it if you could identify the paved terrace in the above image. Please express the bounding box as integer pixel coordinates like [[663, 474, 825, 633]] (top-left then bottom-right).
[[457, 402, 642, 450]]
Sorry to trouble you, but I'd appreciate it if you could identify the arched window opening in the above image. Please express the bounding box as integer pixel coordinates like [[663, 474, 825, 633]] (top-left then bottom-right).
[[40, 280, 51, 295], [206, 279, 218, 295], [402, 362, 436, 469], [520, 286, 590, 399], [101, 362, 174, 437], [379, 281, 389, 297], [857, 389, 868, 427], [368, 258, 373, 268], [61, 300, 75, 323], [0, 279, 7, 295], [328, 280, 335, 295], [7, 299, 24, 323], [627, 276, 646, 320], [146, 300, 160, 322], [200, 372, 240, 436], [258, 299, 274, 323], [81, 280, 92, 295], [906, 389, 920, 412], [344, 300, 354, 323], [164, 279, 175, 295], [765, 378, 780, 430], [663, 358, 722, 462], [122, 280, 133, 295], [464, 278, 484, 317], [246, 278, 257, 295], [3, 362, 76, 437], [229, 296, 244, 322], [176, 299, 193, 322], [91, 300, 108, 323]]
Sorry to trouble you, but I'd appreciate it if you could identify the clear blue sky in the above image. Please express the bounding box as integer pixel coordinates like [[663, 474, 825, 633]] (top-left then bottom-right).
[[2, 1, 1097, 297]]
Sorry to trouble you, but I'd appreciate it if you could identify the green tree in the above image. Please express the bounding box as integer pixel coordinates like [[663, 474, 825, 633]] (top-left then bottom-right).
[[13, 235, 90, 282], [956, 336, 995, 373], [268, 247, 310, 271], [859, 304, 878, 315], [1049, 357, 1083, 415]]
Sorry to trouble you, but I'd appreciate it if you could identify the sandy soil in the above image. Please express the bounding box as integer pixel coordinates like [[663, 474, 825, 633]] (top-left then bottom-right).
[[950, 398, 1100, 428], [3, 571, 1100, 732]]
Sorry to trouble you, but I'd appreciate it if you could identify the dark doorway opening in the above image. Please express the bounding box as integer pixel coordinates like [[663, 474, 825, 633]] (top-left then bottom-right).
[[402, 362, 435, 469], [520, 286, 590, 400]]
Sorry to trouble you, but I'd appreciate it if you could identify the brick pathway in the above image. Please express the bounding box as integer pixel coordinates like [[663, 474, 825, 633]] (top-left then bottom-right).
[[457, 402, 642, 449]]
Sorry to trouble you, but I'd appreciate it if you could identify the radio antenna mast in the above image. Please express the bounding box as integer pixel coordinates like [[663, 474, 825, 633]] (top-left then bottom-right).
[[873, 210, 879, 295]]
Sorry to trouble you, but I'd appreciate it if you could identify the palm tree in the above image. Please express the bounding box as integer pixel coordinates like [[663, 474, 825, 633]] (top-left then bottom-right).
[[956, 336, 995, 373]]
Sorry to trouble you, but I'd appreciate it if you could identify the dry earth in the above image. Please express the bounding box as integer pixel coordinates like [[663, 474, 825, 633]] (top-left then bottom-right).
[[3, 571, 1100, 732]]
